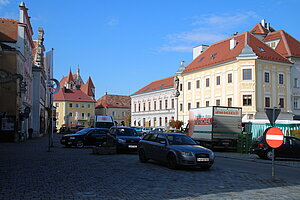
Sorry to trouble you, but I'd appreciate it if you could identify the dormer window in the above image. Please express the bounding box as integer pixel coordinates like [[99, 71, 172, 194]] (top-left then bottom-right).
[[198, 57, 204, 63], [211, 53, 217, 60], [258, 47, 265, 52]]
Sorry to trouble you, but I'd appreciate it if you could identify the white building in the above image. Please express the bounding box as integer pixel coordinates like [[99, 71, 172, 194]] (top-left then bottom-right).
[[131, 76, 176, 128]]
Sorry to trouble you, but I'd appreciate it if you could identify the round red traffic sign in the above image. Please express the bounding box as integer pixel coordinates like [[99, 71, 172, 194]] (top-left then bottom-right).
[[264, 127, 284, 148]]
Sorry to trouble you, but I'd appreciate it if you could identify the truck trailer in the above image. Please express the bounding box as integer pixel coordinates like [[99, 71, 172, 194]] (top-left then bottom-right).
[[186, 106, 242, 149], [89, 115, 114, 129]]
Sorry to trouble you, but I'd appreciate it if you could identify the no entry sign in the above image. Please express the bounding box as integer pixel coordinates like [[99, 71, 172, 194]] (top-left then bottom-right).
[[264, 127, 284, 148]]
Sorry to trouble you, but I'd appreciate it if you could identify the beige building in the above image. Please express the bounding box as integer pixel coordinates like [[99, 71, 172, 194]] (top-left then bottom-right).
[[96, 94, 131, 126], [176, 28, 293, 125]]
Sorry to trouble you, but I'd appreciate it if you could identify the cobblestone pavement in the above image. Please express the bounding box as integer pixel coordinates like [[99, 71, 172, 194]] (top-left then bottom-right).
[[1, 134, 300, 200]]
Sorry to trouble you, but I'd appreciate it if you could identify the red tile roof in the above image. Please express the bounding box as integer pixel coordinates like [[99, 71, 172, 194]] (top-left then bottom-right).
[[81, 76, 95, 97], [250, 23, 269, 34], [96, 94, 130, 108], [0, 19, 18, 42], [86, 77, 95, 88], [133, 76, 174, 95], [183, 31, 291, 74], [54, 88, 96, 102], [264, 30, 300, 57], [60, 74, 76, 88]]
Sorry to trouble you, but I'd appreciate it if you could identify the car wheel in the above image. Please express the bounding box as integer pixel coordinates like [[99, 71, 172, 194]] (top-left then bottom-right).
[[266, 150, 273, 160], [76, 140, 84, 148], [167, 153, 178, 169], [139, 149, 148, 163]]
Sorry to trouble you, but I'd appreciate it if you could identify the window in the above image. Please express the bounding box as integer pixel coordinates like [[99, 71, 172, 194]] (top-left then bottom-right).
[[159, 117, 162, 126], [206, 78, 210, 87], [69, 103, 73, 108], [112, 111, 115, 116], [264, 72, 270, 83], [154, 101, 156, 110], [165, 117, 168, 126], [55, 103, 59, 107], [81, 104, 85, 108], [171, 99, 174, 109], [188, 82, 191, 90], [76, 104, 79, 108], [165, 99, 168, 109], [56, 112, 59, 117], [138, 103, 141, 112], [180, 103, 183, 111], [143, 103, 146, 111], [216, 76, 220, 86], [88, 113, 91, 117], [228, 73, 232, 83], [294, 98, 299, 109], [206, 101, 209, 107], [295, 78, 299, 88], [122, 112, 125, 117], [69, 112, 73, 117], [279, 98, 284, 108], [81, 113, 85, 118], [196, 102, 200, 108], [196, 80, 200, 89], [228, 98, 232, 107], [216, 99, 220, 106], [159, 100, 162, 110], [243, 69, 252, 80], [134, 104, 136, 112], [180, 83, 183, 91], [88, 104, 91, 108], [188, 103, 191, 110], [148, 102, 151, 111], [243, 95, 252, 106], [279, 74, 284, 84], [265, 97, 270, 108]]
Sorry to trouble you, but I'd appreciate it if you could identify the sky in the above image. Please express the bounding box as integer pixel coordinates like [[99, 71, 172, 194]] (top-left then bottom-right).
[[1, 0, 300, 99]]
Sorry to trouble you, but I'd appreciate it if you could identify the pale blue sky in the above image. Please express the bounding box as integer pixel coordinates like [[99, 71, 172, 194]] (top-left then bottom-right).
[[1, 0, 300, 99]]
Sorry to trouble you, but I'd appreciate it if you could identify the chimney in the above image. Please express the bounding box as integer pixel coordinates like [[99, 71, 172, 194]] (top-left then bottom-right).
[[261, 19, 266, 28], [230, 38, 236, 50], [193, 45, 209, 59]]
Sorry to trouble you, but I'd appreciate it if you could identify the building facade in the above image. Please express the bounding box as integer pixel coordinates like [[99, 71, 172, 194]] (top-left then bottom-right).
[[54, 70, 96, 129], [131, 76, 176, 128], [95, 94, 131, 126], [176, 21, 295, 125], [0, 2, 35, 142]]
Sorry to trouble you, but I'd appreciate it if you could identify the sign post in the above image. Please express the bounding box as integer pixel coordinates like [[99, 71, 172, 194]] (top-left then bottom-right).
[[264, 107, 282, 180]]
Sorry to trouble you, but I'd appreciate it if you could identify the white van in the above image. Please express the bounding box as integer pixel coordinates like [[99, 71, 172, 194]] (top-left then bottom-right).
[[142, 127, 153, 134]]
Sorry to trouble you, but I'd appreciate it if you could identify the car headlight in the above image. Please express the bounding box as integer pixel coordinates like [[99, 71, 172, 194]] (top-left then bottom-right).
[[69, 137, 76, 140], [209, 151, 215, 160], [180, 151, 195, 157], [118, 139, 126, 143]]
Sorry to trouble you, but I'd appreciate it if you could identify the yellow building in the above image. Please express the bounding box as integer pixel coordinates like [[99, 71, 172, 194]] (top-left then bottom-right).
[[54, 70, 96, 129], [176, 30, 293, 125]]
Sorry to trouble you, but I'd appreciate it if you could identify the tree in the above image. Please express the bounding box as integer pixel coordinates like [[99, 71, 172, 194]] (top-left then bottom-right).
[[124, 112, 131, 126], [169, 120, 184, 129]]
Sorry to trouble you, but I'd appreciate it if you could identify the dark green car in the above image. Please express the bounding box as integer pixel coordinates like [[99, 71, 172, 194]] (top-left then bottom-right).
[[138, 132, 214, 170]]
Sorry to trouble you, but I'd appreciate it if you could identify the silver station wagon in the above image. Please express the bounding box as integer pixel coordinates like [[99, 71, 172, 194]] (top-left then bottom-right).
[[138, 132, 215, 170]]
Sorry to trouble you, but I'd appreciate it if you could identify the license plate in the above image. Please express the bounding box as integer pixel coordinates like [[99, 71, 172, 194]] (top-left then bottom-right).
[[197, 158, 209, 162], [128, 145, 137, 148]]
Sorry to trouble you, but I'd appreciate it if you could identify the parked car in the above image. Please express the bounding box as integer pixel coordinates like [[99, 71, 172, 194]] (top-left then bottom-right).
[[132, 127, 143, 136], [142, 127, 153, 135], [251, 136, 300, 160], [109, 126, 141, 152], [138, 132, 215, 170], [60, 128, 114, 148], [165, 129, 183, 133], [151, 128, 166, 133]]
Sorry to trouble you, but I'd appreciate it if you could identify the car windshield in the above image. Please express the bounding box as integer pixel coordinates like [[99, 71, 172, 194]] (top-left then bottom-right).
[[117, 128, 137, 136], [75, 128, 91, 135], [166, 135, 197, 145]]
